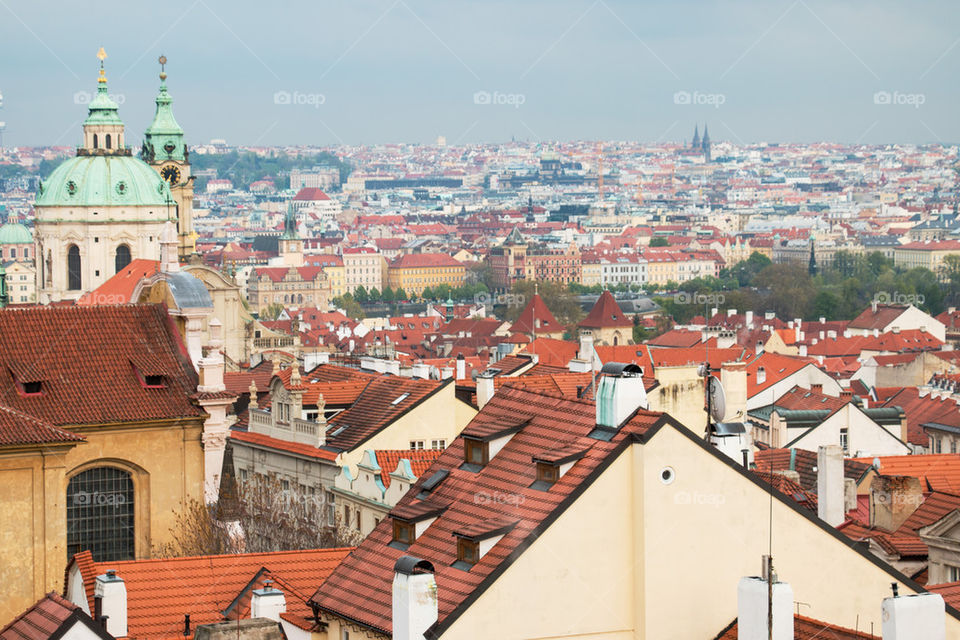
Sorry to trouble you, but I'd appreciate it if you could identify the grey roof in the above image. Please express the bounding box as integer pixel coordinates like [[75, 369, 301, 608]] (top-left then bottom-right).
[[166, 272, 214, 309]]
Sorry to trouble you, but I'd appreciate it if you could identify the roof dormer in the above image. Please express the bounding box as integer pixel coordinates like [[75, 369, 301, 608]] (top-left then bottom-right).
[[530, 445, 587, 491], [451, 518, 518, 571], [388, 501, 447, 550], [459, 417, 530, 472]]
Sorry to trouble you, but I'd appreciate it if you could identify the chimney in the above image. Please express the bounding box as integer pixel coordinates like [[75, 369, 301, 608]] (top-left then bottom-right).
[[568, 358, 590, 373], [160, 221, 180, 273], [456, 354, 465, 380], [595, 363, 647, 428], [721, 362, 747, 424], [765, 311, 776, 320], [872, 300, 878, 313], [817, 445, 845, 527], [711, 307, 718, 318], [727, 308, 736, 317], [811, 383, 822, 394], [579, 332, 596, 367], [737, 574, 793, 640], [745, 310, 754, 328], [477, 371, 496, 409], [819, 316, 826, 324], [870, 475, 923, 532], [882, 591, 945, 640], [794, 318, 801, 344], [840, 389, 853, 400], [756, 366, 766, 386], [250, 582, 286, 622], [393, 557, 438, 640], [799, 345, 807, 357], [95, 571, 127, 638], [440, 366, 453, 379]]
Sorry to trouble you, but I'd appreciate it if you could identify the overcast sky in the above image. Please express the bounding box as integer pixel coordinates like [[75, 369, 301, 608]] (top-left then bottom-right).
[[1, 0, 957, 148]]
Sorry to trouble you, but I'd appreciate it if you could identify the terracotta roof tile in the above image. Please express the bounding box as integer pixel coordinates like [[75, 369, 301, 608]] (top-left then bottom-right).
[[229, 429, 338, 461], [715, 614, 879, 639], [0, 592, 85, 640], [374, 449, 444, 487], [578, 290, 632, 329]]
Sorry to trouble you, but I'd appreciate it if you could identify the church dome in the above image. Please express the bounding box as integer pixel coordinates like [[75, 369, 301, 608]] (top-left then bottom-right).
[[35, 154, 174, 209], [0, 223, 32, 244]]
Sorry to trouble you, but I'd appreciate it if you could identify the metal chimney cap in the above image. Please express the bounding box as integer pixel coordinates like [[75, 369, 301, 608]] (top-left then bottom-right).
[[600, 362, 642, 377], [394, 556, 435, 576]]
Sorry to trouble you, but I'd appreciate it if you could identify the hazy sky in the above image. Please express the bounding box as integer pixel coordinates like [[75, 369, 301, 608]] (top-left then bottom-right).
[[1, 0, 958, 147]]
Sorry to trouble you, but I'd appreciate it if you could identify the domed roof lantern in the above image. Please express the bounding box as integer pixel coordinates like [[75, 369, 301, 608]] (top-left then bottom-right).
[[81, 48, 125, 153]]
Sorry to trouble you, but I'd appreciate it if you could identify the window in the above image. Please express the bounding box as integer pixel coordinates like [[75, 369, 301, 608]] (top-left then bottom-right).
[[115, 244, 131, 273], [105, 134, 112, 149], [239, 468, 248, 481], [431, 439, 446, 450], [393, 519, 415, 545], [840, 428, 849, 455], [464, 438, 488, 466], [66, 467, 135, 562], [19, 380, 42, 395], [93, 134, 98, 149], [536, 462, 559, 485], [410, 440, 425, 450], [67, 245, 82, 290], [281, 479, 290, 491], [949, 566, 960, 583], [457, 537, 479, 566], [936, 438, 943, 454], [9, 248, 14, 259], [143, 375, 164, 388], [952, 441, 957, 455]]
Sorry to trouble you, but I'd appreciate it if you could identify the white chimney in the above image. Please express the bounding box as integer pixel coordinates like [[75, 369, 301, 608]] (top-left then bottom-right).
[[799, 345, 807, 357], [440, 366, 453, 379], [456, 354, 465, 380], [387, 360, 401, 376], [393, 557, 438, 640], [737, 576, 793, 640], [817, 445, 845, 527], [250, 583, 286, 622], [477, 371, 496, 409], [579, 332, 596, 367], [711, 307, 719, 318], [596, 363, 647, 428], [411, 362, 431, 379], [882, 591, 945, 640], [159, 221, 180, 273], [756, 366, 766, 386], [95, 571, 127, 638], [765, 311, 776, 320], [568, 358, 590, 373], [728, 308, 736, 317], [745, 310, 754, 328]]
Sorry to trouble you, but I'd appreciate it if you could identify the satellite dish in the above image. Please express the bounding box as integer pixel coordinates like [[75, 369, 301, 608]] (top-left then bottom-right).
[[708, 376, 726, 423]]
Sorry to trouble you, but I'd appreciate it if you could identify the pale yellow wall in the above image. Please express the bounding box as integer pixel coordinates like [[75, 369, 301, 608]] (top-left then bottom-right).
[[648, 366, 707, 434], [441, 450, 639, 640], [335, 385, 476, 470]]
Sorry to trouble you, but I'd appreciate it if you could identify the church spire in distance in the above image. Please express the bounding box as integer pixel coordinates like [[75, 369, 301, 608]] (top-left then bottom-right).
[[143, 55, 185, 163]]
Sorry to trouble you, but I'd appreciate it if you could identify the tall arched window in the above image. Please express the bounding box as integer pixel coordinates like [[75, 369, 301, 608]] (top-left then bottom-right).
[[105, 134, 112, 149], [93, 134, 98, 149], [67, 245, 82, 290], [115, 244, 131, 273], [66, 467, 135, 562]]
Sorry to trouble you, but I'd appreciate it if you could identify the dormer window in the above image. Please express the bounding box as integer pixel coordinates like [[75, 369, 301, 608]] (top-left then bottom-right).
[[144, 375, 165, 388], [457, 538, 479, 566], [388, 501, 446, 550], [20, 381, 42, 395], [531, 445, 587, 491], [393, 519, 415, 545], [464, 438, 488, 468], [459, 417, 530, 472], [451, 518, 517, 571]]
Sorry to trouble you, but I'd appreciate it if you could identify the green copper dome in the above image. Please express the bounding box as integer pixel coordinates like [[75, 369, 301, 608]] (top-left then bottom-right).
[[36, 154, 174, 208], [0, 223, 32, 244]]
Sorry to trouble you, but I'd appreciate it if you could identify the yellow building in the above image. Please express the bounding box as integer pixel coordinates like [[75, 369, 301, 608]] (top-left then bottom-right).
[[642, 249, 681, 285], [308, 255, 346, 297], [0, 304, 205, 628], [307, 382, 960, 639], [386, 253, 465, 297], [894, 240, 960, 280], [580, 256, 601, 286]]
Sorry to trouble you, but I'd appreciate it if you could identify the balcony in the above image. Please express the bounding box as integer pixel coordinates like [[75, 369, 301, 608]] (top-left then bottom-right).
[[248, 408, 326, 447]]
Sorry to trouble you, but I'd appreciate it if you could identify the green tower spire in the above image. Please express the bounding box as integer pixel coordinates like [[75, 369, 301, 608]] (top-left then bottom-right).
[[83, 48, 123, 128], [142, 55, 185, 163]]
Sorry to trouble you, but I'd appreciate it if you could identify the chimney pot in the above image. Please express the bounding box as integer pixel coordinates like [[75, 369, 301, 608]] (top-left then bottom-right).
[[881, 592, 945, 640]]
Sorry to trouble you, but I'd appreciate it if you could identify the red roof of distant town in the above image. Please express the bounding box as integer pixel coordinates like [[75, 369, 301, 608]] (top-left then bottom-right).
[[579, 290, 632, 329], [293, 187, 331, 201]]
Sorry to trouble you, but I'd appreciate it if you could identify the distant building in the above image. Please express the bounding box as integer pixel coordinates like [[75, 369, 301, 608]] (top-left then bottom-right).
[[386, 253, 465, 297], [0, 222, 32, 262]]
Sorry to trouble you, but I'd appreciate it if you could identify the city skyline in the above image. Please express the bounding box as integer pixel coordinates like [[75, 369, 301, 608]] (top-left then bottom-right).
[[1, 0, 959, 147]]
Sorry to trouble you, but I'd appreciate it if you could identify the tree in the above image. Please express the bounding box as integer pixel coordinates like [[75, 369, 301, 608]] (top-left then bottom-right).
[[394, 287, 408, 301], [332, 293, 364, 319], [259, 303, 284, 321], [421, 287, 435, 301], [381, 286, 395, 303], [353, 285, 369, 304], [649, 237, 669, 247], [753, 263, 816, 320], [368, 287, 381, 302]]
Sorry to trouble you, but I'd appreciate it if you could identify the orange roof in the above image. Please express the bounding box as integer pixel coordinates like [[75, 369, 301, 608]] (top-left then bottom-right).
[[578, 290, 632, 329], [520, 337, 578, 368], [66, 548, 353, 639], [229, 429, 338, 461], [509, 293, 562, 336], [852, 453, 960, 494], [76, 260, 159, 305], [374, 449, 444, 487]]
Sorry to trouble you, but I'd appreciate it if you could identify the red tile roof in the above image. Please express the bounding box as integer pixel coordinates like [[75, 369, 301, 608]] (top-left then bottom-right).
[[578, 290, 632, 329], [714, 614, 879, 639], [754, 447, 870, 492], [878, 388, 957, 447], [76, 259, 160, 306], [309, 385, 665, 635], [0, 404, 85, 448], [229, 429, 338, 461], [745, 352, 813, 397], [848, 304, 907, 331], [66, 548, 352, 640], [375, 449, 444, 487], [0, 592, 93, 640], [509, 294, 562, 336], [852, 454, 960, 494], [325, 377, 446, 452], [389, 253, 462, 269], [928, 581, 960, 612], [0, 305, 202, 427], [519, 337, 579, 368], [292, 187, 331, 201]]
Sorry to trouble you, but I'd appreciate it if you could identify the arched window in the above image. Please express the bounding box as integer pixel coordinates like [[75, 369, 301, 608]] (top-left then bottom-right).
[[93, 134, 98, 149], [66, 467, 135, 562], [67, 245, 81, 290], [297, 294, 303, 304], [105, 134, 112, 149], [115, 244, 131, 273]]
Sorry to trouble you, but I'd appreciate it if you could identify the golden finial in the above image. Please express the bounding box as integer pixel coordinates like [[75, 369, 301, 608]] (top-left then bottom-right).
[[97, 47, 107, 84], [158, 55, 167, 81]]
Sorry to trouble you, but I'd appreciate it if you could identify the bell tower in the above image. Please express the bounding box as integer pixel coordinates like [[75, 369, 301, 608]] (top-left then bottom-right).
[[143, 55, 195, 258]]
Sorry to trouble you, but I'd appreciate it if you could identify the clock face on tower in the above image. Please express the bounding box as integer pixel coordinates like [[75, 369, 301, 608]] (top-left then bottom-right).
[[160, 165, 181, 186]]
